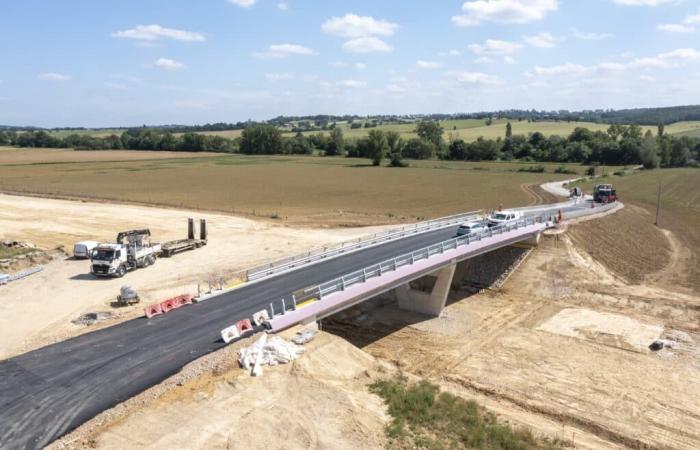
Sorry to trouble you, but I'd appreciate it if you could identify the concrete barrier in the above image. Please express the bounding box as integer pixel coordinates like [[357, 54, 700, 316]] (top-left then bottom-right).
[[221, 324, 240, 344], [174, 294, 193, 308], [252, 309, 270, 326], [160, 299, 176, 313]]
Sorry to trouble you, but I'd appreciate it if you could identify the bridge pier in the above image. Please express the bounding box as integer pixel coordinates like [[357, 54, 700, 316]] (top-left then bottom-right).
[[521, 232, 541, 247], [395, 262, 456, 316]]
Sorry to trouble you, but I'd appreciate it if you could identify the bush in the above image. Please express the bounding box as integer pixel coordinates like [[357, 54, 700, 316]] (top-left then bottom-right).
[[554, 166, 577, 174], [518, 165, 546, 173]]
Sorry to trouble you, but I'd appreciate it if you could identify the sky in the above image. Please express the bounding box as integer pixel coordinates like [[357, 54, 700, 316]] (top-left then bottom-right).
[[1, 0, 700, 127]]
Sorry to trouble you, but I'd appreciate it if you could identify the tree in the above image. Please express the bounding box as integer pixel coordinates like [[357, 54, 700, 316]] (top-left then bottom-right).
[[366, 129, 388, 166], [240, 124, 282, 155], [326, 127, 344, 156], [448, 139, 468, 160], [415, 121, 444, 147], [505, 122, 512, 140], [403, 138, 435, 159], [657, 123, 665, 137], [640, 135, 659, 169]]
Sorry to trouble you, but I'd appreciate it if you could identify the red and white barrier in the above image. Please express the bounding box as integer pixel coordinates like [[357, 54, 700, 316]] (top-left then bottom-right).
[[144, 303, 163, 319], [144, 293, 194, 319], [236, 319, 254, 336]]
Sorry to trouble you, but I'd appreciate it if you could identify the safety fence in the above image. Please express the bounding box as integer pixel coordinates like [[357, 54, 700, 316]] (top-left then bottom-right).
[[261, 215, 545, 320], [245, 210, 482, 281]]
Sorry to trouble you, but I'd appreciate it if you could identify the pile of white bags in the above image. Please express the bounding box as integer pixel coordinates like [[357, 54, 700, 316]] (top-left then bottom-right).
[[237, 334, 306, 376]]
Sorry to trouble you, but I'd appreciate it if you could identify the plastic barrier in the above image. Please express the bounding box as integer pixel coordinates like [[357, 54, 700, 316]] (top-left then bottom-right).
[[252, 309, 270, 326], [160, 298, 176, 313], [221, 324, 241, 344], [174, 294, 193, 308], [236, 319, 254, 336], [144, 303, 163, 318]]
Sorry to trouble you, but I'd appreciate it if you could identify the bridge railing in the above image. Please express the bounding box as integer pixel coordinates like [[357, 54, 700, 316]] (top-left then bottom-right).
[[245, 210, 483, 281], [268, 215, 543, 316]]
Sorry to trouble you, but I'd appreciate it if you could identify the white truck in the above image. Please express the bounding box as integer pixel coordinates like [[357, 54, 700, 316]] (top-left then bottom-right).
[[487, 210, 523, 228], [90, 229, 160, 278]]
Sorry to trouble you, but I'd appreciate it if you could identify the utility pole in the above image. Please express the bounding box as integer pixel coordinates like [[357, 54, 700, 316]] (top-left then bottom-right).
[[654, 182, 661, 226]]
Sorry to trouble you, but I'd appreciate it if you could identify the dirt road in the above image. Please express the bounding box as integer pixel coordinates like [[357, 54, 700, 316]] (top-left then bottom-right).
[[0, 193, 391, 359]]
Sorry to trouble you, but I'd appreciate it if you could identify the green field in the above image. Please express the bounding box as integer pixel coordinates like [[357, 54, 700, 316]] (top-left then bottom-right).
[[0, 150, 597, 226], [38, 120, 700, 144], [191, 119, 700, 143]]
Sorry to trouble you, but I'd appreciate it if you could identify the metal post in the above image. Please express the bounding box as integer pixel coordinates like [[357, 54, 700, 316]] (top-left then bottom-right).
[[363, 268, 367, 281], [655, 182, 661, 226], [197, 283, 201, 297], [281, 298, 286, 314], [270, 302, 276, 316], [340, 276, 345, 290], [292, 294, 297, 310]]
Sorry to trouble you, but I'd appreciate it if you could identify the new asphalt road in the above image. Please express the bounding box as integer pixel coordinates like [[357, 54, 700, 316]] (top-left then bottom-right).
[[0, 201, 592, 449]]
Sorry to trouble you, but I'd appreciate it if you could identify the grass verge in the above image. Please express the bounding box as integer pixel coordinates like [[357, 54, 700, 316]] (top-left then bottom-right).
[[370, 377, 567, 450]]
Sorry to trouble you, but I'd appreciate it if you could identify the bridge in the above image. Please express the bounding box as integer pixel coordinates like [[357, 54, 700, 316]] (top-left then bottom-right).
[[0, 198, 616, 450]]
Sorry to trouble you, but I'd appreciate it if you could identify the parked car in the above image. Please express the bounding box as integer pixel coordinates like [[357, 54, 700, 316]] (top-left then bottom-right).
[[456, 221, 486, 237], [487, 210, 523, 228], [73, 241, 100, 259]]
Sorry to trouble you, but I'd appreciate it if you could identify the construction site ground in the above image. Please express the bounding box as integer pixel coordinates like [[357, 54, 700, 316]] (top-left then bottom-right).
[[4, 185, 700, 449], [0, 193, 390, 359]]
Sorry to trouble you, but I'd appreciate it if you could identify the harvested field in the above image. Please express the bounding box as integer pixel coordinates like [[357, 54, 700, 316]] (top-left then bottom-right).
[[0, 151, 584, 226], [0, 147, 216, 164], [570, 168, 700, 294]]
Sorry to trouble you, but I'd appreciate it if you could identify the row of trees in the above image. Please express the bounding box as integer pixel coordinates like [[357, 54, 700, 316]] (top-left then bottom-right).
[[2, 122, 698, 169]]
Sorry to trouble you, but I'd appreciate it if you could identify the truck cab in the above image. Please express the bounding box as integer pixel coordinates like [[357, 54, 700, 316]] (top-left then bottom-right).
[[90, 244, 128, 277]]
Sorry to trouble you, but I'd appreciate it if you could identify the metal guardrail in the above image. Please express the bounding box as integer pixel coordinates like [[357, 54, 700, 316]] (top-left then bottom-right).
[[267, 216, 544, 316], [246, 210, 483, 281]]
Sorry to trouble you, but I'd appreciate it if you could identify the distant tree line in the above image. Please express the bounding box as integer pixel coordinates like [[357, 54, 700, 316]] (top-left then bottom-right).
[[1, 121, 698, 169]]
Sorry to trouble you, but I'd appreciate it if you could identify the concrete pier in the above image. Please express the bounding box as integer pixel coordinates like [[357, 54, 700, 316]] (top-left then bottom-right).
[[395, 262, 456, 316]]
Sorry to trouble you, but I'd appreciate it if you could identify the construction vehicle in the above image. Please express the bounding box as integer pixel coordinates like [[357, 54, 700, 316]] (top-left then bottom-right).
[[160, 218, 208, 257], [90, 229, 161, 278], [593, 184, 617, 203]]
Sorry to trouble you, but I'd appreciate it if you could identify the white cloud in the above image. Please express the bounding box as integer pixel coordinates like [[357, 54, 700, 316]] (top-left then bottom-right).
[[452, 0, 558, 26], [329, 61, 347, 68], [154, 58, 185, 71], [475, 56, 494, 64], [38, 72, 72, 81], [469, 39, 522, 55], [570, 29, 614, 40], [524, 32, 557, 48], [639, 75, 656, 81], [342, 37, 392, 53], [277, 2, 289, 10], [228, 0, 256, 7], [337, 79, 366, 88], [686, 10, 700, 25], [354, 62, 367, 69], [416, 60, 443, 69], [265, 73, 294, 81], [504, 56, 517, 64], [448, 71, 502, 84], [657, 23, 694, 33], [321, 14, 397, 38], [527, 48, 700, 77], [386, 83, 406, 93], [252, 43, 315, 58], [112, 24, 205, 42], [612, 0, 672, 5]]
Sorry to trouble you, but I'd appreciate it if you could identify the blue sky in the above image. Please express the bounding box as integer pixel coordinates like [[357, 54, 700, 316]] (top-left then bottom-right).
[[1, 0, 699, 127]]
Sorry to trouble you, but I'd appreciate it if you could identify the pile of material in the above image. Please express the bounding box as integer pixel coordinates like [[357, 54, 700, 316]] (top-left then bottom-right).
[[238, 334, 306, 376], [72, 311, 117, 326]]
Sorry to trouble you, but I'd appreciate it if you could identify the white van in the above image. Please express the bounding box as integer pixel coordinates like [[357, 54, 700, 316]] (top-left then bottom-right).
[[487, 210, 523, 228], [73, 241, 100, 259]]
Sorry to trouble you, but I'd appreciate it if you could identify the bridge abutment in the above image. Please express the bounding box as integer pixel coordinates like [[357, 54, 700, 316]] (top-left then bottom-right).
[[395, 262, 456, 316]]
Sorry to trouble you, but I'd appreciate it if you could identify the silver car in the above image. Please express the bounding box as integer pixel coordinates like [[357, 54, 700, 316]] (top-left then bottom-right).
[[456, 221, 485, 236]]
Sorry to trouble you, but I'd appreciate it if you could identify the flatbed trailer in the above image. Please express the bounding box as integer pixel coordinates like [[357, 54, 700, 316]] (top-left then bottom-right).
[[160, 239, 207, 257]]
